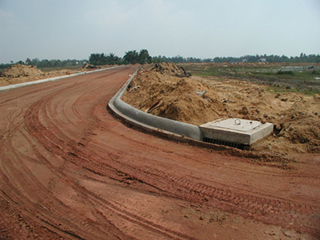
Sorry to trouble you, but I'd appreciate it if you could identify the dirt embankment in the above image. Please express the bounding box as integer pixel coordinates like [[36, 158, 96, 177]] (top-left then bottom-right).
[[122, 62, 320, 155], [0, 64, 44, 78], [0, 64, 76, 86], [0, 63, 115, 87]]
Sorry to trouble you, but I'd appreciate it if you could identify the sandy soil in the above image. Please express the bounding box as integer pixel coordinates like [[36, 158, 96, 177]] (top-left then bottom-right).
[[122, 63, 320, 156], [0, 66, 320, 239], [0, 63, 113, 87]]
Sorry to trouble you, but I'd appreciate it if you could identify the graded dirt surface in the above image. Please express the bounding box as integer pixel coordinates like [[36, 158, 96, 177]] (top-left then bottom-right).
[[1, 66, 320, 239]]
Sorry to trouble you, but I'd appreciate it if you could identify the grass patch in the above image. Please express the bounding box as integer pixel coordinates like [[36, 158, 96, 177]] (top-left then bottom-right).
[[196, 70, 223, 76], [277, 70, 294, 75], [183, 63, 320, 96], [184, 64, 320, 81]]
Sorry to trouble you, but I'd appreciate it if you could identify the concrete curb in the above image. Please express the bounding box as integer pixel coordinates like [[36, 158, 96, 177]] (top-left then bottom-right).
[[107, 68, 204, 141], [0, 66, 120, 92]]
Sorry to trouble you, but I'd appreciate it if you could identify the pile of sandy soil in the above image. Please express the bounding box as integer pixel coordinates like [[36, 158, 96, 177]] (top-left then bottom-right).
[[82, 63, 100, 70], [151, 62, 191, 77], [122, 63, 320, 154], [0, 63, 119, 87], [0, 64, 44, 78], [0, 64, 85, 87]]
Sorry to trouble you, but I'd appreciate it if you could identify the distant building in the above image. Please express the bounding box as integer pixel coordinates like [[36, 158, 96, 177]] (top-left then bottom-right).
[[259, 58, 267, 62], [242, 59, 248, 62]]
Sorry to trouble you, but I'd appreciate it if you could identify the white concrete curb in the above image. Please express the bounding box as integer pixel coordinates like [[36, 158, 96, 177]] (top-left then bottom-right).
[[108, 68, 204, 141]]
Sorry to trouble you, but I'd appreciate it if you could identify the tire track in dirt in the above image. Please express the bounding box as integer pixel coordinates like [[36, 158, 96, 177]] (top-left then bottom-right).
[[0, 111, 130, 239], [22, 99, 189, 239], [99, 125, 316, 180], [22, 80, 320, 237], [0, 67, 140, 239], [17, 66, 191, 239], [99, 158, 320, 235]]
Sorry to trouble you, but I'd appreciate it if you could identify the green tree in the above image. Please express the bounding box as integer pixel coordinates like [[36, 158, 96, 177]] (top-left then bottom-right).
[[138, 49, 150, 64], [26, 58, 32, 65], [89, 53, 106, 65], [105, 53, 121, 65], [123, 50, 138, 64]]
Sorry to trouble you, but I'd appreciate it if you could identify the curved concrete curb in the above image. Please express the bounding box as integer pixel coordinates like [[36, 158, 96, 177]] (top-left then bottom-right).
[[0, 66, 120, 92], [108, 68, 204, 141]]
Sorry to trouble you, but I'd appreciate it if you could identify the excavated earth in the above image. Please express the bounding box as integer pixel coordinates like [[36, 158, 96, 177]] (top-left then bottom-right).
[[0, 65, 320, 239], [122, 63, 320, 155], [0, 63, 113, 87]]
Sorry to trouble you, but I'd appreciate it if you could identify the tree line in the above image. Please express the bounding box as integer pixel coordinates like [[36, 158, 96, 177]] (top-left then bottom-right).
[[89, 49, 151, 65], [88, 50, 213, 65], [90, 51, 319, 65], [1, 50, 319, 70], [0, 58, 87, 70], [213, 53, 320, 63]]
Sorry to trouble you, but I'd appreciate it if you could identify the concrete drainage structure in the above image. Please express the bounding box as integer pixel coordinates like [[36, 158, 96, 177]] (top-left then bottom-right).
[[200, 118, 273, 148], [108, 69, 274, 149]]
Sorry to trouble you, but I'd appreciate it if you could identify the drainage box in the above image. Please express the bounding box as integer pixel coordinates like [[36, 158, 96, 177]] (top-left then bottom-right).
[[199, 118, 273, 146]]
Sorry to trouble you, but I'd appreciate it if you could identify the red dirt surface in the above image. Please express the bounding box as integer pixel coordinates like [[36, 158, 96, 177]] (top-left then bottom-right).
[[0, 66, 320, 239]]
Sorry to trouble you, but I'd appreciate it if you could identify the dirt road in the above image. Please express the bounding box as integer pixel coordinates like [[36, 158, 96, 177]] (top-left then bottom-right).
[[0, 66, 319, 239]]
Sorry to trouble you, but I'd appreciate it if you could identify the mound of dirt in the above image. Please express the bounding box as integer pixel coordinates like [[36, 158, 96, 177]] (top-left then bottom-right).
[[122, 63, 320, 154], [151, 62, 191, 77], [0, 64, 86, 87], [1, 64, 44, 78], [82, 63, 100, 69], [273, 97, 320, 151], [123, 64, 218, 126]]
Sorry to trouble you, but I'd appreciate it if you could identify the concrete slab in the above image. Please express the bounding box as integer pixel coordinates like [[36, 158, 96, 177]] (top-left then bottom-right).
[[199, 118, 273, 145]]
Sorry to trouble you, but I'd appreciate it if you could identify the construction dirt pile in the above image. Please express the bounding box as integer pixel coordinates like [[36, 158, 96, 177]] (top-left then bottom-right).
[[0, 64, 87, 87], [0, 64, 44, 78], [122, 63, 320, 155], [151, 62, 191, 77], [82, 63, 101, 70]]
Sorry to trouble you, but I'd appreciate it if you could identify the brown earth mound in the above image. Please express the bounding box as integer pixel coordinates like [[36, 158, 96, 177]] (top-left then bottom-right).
[[122, 63, 320, 155], [1, 64, 44, 78], [123, 65, 220, 125], [82, 63, 100, 69], [0, 64, 85, 87], [151, 62, 191, 77], [0, 63, 116, 87]]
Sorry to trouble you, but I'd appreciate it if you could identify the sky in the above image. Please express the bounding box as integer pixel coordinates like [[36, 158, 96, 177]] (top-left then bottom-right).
[[0, 0, 320, 64]]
